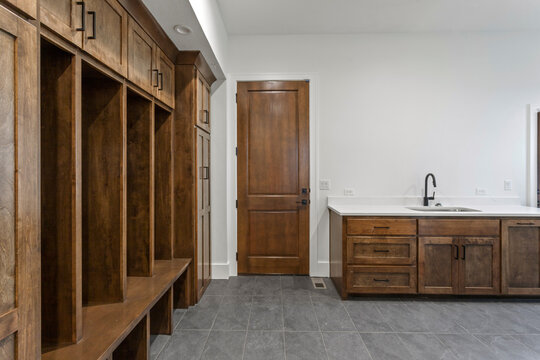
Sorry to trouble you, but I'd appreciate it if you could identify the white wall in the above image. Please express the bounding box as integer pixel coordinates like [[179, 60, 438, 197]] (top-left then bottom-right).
[[213, 31, 540, 277]]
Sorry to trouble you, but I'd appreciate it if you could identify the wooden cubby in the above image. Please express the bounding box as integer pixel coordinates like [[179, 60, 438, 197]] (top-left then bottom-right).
[[154, 105, 174, 260], [40, 39, 82, 350], [82, 62, 126, 305], [150, 288, 173, 335], [112, 315, 150, 360], [127, 90, 154, 277]]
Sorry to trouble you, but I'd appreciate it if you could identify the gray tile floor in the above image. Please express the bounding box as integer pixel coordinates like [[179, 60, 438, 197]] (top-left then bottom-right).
[[152, 276, 540, 360]]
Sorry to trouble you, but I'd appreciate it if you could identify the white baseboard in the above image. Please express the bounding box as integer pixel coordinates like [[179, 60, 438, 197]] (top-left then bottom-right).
[[212, 261, 330, 279], [211, 263, 230, 279]]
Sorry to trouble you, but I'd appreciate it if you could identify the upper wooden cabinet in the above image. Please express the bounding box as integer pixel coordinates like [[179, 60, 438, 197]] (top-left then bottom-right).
[[40, 0, 83, 47], [127, 16, 156, 94], [155, 48, 174, 108], [196, 72, 211, 131], [502, 220, 540, 295], [3, 0, 36, 18], [83, 0, 128, 76]]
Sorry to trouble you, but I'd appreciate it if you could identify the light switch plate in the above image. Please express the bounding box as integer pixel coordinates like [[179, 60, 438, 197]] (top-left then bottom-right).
[[344, 188, 355, 196], [319, 179, 330, 190], [504, 180, 512, 191]]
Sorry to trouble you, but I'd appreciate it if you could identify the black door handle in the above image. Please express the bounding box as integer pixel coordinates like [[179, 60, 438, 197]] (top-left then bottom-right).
[[87, 11, 96, 39], [296, 199, 308, 206], [454, 245, 459, 260], [462, 245, 466, 260], [76, 2, 85, 31]]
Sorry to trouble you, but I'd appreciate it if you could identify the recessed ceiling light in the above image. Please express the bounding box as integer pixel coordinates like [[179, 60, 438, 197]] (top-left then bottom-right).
[[173, 24, 192, 35]]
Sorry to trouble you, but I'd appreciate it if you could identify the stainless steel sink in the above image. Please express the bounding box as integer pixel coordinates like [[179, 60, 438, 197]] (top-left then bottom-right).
[[406, 206, 481, 212]]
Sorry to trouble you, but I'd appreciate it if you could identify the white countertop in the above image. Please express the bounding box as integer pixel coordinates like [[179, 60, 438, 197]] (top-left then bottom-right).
[[328, 204, 540, 217]]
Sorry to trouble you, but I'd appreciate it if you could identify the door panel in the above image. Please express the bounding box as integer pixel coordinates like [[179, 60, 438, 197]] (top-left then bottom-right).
[[127, 17, 155, 93], [41, 0, 83, 46], [155, 48, 174, 108], [502, 221, 540, 294], [237, 81, 309, 274], [83, 0, 127, 76], [418, 237, 458, 294], [0, 6, 40, 359], [195, 73, 210, 131], [459, 237, 500, 295]]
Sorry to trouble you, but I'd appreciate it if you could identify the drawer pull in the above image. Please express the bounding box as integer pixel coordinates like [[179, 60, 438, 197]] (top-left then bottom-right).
[[373, 249, 390, 253], [76, 2, 85, 31], [87, 11, 96, 39], [373, 226, 390, 229], [517, 222, 535, 226], [373, 278, 389, 282]]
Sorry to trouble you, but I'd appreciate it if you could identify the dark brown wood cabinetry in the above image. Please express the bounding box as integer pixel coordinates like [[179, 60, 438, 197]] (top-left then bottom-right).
[[502, 220, 540, 295], [0, 0, 204, 357], [0, 5, 39, 359], [330, 212, 528, 299], [174, 51, 217, 304]]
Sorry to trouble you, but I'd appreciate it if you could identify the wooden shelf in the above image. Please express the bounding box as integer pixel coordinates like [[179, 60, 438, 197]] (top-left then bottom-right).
[[42, 259, 190, 360]]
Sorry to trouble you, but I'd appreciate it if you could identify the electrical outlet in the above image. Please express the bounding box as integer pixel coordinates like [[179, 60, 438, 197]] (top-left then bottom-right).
[[344, 188, 355, 196], [319, 179, 330, 190], [476, 188, 488, 196], [504, 180, 513, 191]]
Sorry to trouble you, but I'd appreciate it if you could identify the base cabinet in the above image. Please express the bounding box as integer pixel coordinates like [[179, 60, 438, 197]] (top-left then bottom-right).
[[418, 237, 458, 294], [502, 220, 540, 295]]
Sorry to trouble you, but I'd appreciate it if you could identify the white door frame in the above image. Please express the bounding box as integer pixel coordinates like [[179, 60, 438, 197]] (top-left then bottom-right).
[[226, 73, 323, 277], [527, 104, 539, 207]]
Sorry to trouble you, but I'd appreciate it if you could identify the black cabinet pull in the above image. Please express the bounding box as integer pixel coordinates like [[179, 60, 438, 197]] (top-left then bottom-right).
[[517, 222, 535, 226], [76, 2, 85, 31], [374, 226, 390, 229], [203, 109, 209, 124], [462, 245, 466, 260], [87, 11, 96, 39], [158, 72, 163, 90], [373, 249, 390, 253], [152, 69, 159, 87], [373, 279, 389, 282], [204, 166, 210, 180], [454, 245, 459, 260]]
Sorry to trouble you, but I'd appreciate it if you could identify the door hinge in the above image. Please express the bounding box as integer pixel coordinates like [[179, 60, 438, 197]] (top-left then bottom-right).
[[235, 147, 238, 156], [235, 93, 237, 103], [236, 200, 238, 208], [236, 252, 238, 261]]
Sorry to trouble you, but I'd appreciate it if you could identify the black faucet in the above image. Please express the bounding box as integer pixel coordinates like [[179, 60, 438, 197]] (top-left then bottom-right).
[[424, 173, 437, 206]]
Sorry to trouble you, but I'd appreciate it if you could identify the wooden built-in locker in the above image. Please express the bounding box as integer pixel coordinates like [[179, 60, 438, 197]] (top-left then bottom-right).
[[174, 51, 217, 304]]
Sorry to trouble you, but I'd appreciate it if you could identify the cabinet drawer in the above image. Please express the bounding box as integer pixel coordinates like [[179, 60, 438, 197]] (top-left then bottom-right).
[[347, 237, 416, 265], [347, 266, 417, 294], [418, 219, 500, 237], [347, 218, 416, 236]]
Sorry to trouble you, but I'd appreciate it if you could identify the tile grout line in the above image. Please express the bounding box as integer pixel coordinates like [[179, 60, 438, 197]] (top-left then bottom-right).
[[341, 301, 375, 360], [153, 308, 187, 360], [240, 294, 254, 360], [198, 295, 225, 360], [309, 286, 330, 360]]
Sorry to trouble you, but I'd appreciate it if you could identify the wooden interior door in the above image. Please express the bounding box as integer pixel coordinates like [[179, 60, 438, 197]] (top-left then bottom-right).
[[502, 220, 540, 295], [0, 5, 40, 359], [237, 81, 310, 274], [459, 237, 500, 295], [40, 0, 83, 47], [418, 237, 458, 294]]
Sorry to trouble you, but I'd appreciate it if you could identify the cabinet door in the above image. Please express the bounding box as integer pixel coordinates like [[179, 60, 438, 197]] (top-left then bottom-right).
[[0, 6, 39, 359], [418, 237, 458, 294], [196, 129, 204, 299], [83, 0, 127, 76], [196, 72, 210, 131], [127, 17, 155, 94], [502, 220, 540, 295], [202, 132, 211, 288], [3, 0, 36, 18], [155, 48, 174, 108], [40, 0, 83, 47], [459, 237, 500, 295]]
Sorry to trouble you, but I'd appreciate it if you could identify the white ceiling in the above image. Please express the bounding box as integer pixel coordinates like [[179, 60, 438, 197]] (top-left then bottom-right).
[[217, 0, 540, 35]]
